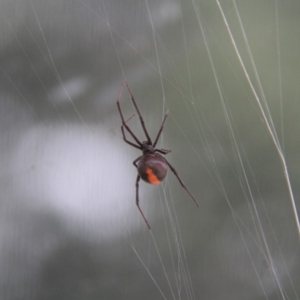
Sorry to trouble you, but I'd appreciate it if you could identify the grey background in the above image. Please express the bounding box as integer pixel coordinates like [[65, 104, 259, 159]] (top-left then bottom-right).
[[0, 0, 299, 299]]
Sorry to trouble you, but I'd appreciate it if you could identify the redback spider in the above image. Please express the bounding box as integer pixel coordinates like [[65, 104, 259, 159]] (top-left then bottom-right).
[[117, 79, 199, 229]]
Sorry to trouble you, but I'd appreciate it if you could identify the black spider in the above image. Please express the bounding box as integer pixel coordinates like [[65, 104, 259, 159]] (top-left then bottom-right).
[[117, 79, 199, 229]]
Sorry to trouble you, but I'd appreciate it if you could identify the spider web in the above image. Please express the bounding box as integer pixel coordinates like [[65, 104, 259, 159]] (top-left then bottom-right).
[[0, 0, 299, 300]]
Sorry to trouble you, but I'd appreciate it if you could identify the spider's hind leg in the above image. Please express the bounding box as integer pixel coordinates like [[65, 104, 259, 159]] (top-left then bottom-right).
[[164, 159, 199, 207], [135, 175, 151, 229]]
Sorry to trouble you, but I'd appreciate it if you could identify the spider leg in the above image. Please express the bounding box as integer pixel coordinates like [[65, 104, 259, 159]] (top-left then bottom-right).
[[153, 110, 169, 147], [155, 149, 171, 155], [120, 114, 141, 149], [125, 81, 152, 144], [124, 114, 135, 124], [164, 159, 199, 207], [136, 175, 151, 229], [121, 125, 141, 150], [133, 155, 143, 168], [117, 80, 143, 147]]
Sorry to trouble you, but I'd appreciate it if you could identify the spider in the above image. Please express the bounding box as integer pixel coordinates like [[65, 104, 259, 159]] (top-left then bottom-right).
[[117, 79, 199, 229]]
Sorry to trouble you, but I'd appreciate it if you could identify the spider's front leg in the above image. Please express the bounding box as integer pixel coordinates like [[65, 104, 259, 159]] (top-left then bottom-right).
[[120, 125, 141, 150], [116, 80, 143, 148]]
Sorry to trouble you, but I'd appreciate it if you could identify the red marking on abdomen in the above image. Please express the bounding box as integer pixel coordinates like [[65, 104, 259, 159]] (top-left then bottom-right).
[[146, 168, 161, 184]]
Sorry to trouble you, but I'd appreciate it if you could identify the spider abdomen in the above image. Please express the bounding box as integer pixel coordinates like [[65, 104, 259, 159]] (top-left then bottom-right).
[[138, 153, 168, 185]]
